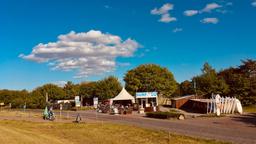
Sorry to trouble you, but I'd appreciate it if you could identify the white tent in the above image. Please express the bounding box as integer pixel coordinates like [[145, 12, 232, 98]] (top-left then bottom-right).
[[112, 87, 135, 103]]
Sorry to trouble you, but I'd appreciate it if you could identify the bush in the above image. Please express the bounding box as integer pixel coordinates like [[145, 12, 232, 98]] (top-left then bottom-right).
[[146, 111, 184, 119]]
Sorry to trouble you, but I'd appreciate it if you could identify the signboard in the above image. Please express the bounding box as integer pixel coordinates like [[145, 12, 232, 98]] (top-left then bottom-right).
[[93, 97, 98, 108], [136, 92, 158, 98], [75, 96, 81, 107]]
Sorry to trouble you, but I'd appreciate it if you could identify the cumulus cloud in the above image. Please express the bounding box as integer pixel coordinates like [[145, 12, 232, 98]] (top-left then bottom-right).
[[151, 3, 173, 15], [172, 28, 183, 33], [53, 81, 67, 87], [184, 10, 199, 16], [151, 3, 176, 23], [159, 13, 177, 23], [20, 30, 140, 78], [252, 1, 256, 7], [201, 3, 222, 13], [200, 18, 219, 24]]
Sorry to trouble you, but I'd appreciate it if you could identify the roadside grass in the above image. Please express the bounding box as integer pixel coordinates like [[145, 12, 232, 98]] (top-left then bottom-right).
[[243, 105, 256, 113], [0, 110, 41, 118], [0, 120, 230, 144]]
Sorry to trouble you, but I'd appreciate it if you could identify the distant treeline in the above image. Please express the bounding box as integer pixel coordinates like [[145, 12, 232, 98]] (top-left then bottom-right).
[[173, 59, 256, 106], [0, 59, 255, 108]]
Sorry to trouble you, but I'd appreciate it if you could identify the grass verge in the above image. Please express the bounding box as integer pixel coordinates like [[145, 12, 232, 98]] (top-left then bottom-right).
[[243, 105, 256, 113], [0, 120, 230, 144]]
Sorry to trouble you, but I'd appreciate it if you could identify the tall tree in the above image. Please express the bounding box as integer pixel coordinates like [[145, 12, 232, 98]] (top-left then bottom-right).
[[79, 82, 97, 99], [63, 81, 79, 99], [180, 80, 195, 96], [32, 84, 66, 102], [94, 76, 122, 100], [193, 62, 229, 97], [218, 59, 256, 105], [124, 64, 177, 98]]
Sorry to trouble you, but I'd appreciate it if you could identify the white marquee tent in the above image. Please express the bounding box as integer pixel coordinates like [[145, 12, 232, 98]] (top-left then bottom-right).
[[111, 87, 135, 103]]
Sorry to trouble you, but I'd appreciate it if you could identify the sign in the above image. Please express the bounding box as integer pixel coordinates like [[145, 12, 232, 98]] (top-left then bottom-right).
[[136, 92, 158, 98], [93, 97, 98, 108], [60, 104, 63, 110], [75, 96, 81, 107]]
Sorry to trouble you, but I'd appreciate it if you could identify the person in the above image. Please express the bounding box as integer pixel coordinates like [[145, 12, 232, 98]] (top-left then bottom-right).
[[48, 106, 55, 120], [75, 113, 82, 123], [43, 106, 49, 120]]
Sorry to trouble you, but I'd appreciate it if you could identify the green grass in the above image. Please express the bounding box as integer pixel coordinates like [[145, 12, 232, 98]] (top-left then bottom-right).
[[243, 105, 256, 113], [0, 120, 230, 144]]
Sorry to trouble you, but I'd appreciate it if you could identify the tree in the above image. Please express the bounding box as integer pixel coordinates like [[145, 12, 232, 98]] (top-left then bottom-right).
[[28, 89, 46, 109], [180, 80, 195, 96], [0, 89, 29, 108], [32, 84, 66, 101], [193, 63, 229, 97], [239, 59, 256, 105], [94, 76, 122, 100], [124, 64, 177, 98], [63, 81, 79, 99], [79, 82, 97, 99], [218, 59, 256, 105]]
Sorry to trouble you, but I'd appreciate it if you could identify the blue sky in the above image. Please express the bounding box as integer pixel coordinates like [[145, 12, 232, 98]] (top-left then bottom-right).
[[0, 0, 256, 90]]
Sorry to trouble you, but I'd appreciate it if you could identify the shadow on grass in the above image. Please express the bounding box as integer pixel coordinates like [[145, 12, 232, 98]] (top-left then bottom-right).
[[230, 113, 256, 127]]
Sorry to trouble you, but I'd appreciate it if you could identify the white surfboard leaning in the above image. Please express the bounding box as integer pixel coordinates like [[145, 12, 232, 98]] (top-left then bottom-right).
[[235, 99, 243, 114]]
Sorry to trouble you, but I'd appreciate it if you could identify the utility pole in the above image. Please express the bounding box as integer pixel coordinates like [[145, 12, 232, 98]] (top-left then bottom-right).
[[45, 92, 48, 103]]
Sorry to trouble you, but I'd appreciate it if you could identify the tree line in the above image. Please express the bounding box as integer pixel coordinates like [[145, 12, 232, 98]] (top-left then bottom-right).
[[174, 59, 256, 106], [0, 59, 255, 108]]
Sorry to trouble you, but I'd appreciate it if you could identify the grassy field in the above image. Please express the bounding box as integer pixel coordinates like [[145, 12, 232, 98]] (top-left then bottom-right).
[[0, 120, 229, 144], [243, 105, 256, 113]]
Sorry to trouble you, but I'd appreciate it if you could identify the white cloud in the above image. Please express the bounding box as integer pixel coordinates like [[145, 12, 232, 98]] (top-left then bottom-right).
[[20, 30, 140, 78], [159, 13, 177, 23], [252, 1, 256, 7], [201, 3, 222, 13], [200, 18, 219, 24], [173, 28, 183, 33], [52, 81, 67, 87], [184, 10, 199, 16], [151, 3, 174, 15], [151, 3, 176, 23]]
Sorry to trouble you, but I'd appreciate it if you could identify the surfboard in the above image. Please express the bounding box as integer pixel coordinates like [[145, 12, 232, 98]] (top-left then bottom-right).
[[235, 99, 243, 114]]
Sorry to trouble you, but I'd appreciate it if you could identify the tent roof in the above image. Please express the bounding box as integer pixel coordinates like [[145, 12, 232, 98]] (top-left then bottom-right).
[[112, 87, 135, 102]]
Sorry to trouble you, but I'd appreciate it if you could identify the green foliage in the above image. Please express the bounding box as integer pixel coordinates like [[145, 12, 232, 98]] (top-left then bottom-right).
[[33, 84, 66, 101], [180, 80, 195, 96], [0, 89, 29, 108], [79, 82, 97, 99], [193, 62, 229, 97], [28, 89, 46, 109], [218, 59, 256, 105], [63, 81, 79, 99], [1, 59, 255, 108], [94, 76, 122, 100], [124, 64, 177, 98]]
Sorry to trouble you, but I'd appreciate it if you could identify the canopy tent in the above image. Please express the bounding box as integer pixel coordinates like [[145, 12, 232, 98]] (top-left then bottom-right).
[[112, 87, 135, 103]]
